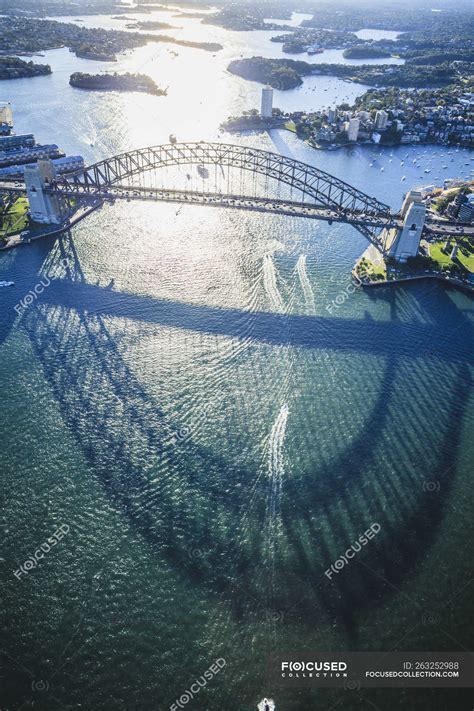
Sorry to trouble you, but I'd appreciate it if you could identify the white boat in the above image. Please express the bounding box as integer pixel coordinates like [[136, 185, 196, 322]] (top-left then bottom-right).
[[424, 169, 431, 173], [258, 699, 276, 711], [401, 176, 406, 181], [0, 280, 14, 287]]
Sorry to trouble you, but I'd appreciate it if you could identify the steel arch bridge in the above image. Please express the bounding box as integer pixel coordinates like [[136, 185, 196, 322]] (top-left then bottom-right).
[[48, 142, 394, 241]]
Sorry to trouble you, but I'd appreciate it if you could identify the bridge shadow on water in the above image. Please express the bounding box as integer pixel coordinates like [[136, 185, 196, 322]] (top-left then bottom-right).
[[15, 233, 473, 642]]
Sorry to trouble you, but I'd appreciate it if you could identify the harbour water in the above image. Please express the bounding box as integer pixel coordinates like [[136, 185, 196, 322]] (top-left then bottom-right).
[[0, 10, 473, 711]]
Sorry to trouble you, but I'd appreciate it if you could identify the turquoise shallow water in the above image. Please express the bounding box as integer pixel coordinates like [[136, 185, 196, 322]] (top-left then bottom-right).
[[1, 12, 473, 711]]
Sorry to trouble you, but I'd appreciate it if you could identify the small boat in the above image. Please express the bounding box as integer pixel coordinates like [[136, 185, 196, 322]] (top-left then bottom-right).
[[258, 699, 276, 711], [0, 280, 14, 287], [401, 176, 406, 181], [424, 169, 431, 173]]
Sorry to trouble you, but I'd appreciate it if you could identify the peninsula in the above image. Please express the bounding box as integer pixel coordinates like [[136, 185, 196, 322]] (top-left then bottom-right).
[[227, 56, 470, 90], [0, 16, 222, 62], [0, 56, 51, 81]]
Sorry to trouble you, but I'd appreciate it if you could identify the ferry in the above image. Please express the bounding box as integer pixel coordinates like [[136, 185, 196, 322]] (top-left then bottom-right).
[[0, 280, 14, 287]]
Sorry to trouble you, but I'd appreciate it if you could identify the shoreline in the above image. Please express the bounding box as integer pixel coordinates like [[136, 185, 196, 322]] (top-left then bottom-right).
[[352, 249, 474, 294], [354, 270, 474, 293], [0, 202, 102, 251], [222, 122, 467, 152]]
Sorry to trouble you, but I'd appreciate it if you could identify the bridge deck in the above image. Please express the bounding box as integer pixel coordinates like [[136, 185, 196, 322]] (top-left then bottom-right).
[[2, 139, 473, 241], [1, 180, 472, 240]]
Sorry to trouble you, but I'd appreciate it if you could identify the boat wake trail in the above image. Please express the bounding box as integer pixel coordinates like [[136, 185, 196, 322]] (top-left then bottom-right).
[[268, 403, 289, 486], [265, 403, 289, 583], [296, 254, 315, 310], [263, 253, 285, 312]]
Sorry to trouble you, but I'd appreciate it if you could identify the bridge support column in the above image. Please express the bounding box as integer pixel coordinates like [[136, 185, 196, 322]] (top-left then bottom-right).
[[24, 159, 62, 224], [389, 191, 426, 263]]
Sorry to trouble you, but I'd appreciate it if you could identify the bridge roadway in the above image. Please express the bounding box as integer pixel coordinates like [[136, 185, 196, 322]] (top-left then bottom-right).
[[52, 184, 400, 229], [2, 179, 472, 239]]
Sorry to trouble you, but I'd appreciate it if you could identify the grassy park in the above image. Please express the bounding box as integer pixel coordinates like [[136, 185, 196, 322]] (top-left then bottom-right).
[[0, 197, 29, 241], [429, 238, 474, 274]]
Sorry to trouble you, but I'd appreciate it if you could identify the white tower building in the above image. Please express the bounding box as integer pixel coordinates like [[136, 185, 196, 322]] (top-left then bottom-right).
[[0, 102, 13, 128], [375, 110, 389, 130], [261, 87, 273, 118], [347, 117, 360, 141]]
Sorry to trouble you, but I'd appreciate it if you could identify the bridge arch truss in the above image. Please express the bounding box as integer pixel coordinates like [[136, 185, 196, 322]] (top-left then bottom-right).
[[53, 143, 393, 241]]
